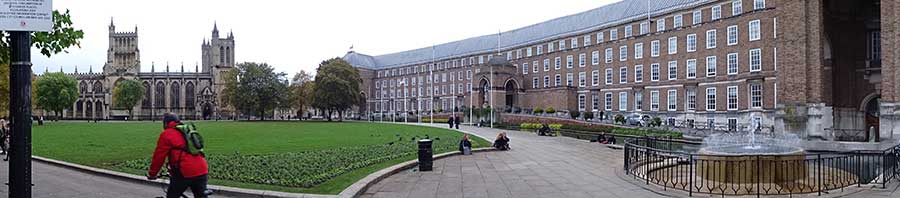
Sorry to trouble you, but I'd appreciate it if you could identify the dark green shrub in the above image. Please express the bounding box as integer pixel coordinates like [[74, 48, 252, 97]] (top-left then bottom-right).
[[583, 112, 594, 120], [546, 107, 556, 114], [533, 107, 544, 114], [651, 117, 663, 127], [614, 114, 626, 124], [569, 110, 580, 119]]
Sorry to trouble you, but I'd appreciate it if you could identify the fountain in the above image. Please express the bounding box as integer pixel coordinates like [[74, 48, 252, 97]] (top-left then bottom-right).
[[697, 122, 806, 183]]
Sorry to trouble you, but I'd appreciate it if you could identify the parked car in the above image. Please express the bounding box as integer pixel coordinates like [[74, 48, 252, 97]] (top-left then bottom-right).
[[626, 114, 650, 126]]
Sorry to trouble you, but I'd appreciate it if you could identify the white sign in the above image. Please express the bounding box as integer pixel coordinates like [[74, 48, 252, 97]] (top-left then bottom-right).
[[0, 0, 52, 32]]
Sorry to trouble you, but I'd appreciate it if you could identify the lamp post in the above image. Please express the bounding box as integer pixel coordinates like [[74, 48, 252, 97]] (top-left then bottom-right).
[[9, 30, 34, 198]]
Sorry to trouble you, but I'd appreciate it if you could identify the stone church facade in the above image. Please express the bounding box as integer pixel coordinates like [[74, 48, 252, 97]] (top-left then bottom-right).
[[55, 19, 236, 120], [345, 0, 900, 142]]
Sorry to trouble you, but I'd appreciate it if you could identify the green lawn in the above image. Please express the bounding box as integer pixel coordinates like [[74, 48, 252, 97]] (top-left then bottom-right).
[[32, 121, 489, 194]]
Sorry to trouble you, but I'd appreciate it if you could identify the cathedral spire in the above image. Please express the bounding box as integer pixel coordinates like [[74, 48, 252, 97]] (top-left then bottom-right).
[[151, 62, 155, 72], [166, 62, 170, 72], [89, 65, 93, 73], [212, 21, 219, 38], [181, 62, 184, 73]]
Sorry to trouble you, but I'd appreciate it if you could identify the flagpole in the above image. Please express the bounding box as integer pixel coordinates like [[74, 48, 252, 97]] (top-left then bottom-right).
[[490, 30, 499, 129]]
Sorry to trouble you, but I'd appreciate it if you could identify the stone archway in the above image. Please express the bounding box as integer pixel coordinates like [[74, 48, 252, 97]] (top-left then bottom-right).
[[861, 94, 880, 141], [504, 79, 519, 109], [202, 103, 213, 120]]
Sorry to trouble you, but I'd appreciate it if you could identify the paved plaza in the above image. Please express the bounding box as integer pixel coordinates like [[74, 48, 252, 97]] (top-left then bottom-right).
[[360, 123, 900, 198]]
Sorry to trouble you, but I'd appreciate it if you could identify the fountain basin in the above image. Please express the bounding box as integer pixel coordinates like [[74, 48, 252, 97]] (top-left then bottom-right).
[[697, 145, 806, 184]]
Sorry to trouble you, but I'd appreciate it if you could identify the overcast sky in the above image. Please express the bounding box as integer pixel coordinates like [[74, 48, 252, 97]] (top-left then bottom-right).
[[34, 0, 619, 75]]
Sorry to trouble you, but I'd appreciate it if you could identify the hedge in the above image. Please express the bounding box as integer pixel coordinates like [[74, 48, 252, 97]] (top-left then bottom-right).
[[421, 118, 450, 123]]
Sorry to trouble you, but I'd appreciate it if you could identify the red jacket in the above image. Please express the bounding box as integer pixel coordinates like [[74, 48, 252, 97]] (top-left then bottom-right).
[[149, 121, 208, 178]]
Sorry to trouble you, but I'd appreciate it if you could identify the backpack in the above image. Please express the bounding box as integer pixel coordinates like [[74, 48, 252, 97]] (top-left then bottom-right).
[[174, 123, 204, 155]]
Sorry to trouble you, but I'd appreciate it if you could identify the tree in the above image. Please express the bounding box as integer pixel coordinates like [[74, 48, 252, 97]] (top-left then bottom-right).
[[311, 58, 361, 121], [290, 70, 314, 120], [0, 10, 84, 117], [222, 62, 289, 120], [35, 72, 78, 120], [112, 79, 144, 119]]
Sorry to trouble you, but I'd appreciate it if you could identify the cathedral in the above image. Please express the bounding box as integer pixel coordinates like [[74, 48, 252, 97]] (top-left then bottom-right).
[[53, 19, 236, 120]]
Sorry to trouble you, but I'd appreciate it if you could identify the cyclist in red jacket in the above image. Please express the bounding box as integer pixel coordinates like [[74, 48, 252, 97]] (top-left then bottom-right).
[[147, 113, 209, 198]]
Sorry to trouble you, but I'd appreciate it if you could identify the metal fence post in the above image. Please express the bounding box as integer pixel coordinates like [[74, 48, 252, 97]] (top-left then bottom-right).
[[818, 154, 822, 196]]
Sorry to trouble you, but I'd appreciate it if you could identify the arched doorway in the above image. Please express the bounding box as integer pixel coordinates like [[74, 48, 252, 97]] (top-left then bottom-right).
[[479, 79, 490, 107], [504, 79, 518, 109], [862, 95, 880, 141], [202, 103, 213, 120]]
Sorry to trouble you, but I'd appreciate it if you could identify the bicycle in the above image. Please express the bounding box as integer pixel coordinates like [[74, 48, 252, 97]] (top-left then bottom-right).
[[153, 171, 214, 198]]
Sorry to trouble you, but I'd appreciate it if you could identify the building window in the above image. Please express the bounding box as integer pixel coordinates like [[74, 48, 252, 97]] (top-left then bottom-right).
[[668, 89, 677, 111], [555, 74, 562, 86], [706, 56, 717, 77], [635, 65, 644, 82], [619, 67, 628, 84], [605, 92, 613, 111], [706, 29, 717, 49], [597, 32, 604, 43], [579, 53, 586, 67], [727, 86, 738, 110], [584, 35, 591, 46], [727, 25, 738, 46], [555, 57, 562, 70], [687, 34, 697, 52], [728, 118, 738, 131], [592, 51, 600, 65], [566, 55, 574, 68], [686, 89, 697, 111], [733, 0, 743, 16], [668, 61, 678, 80], [566, 73, 574, 86], [619, 92, 628, 111], [619, 45, 628, 61], [750, 48, 762, 72], [549, 42, 555, 53], [544, 76, 550, 87], [537, 45, 543, 55], [749, 20, 761, 41], [651, 40, 660, 57], [634, 91, 643, 111], [650, 63, 660, 81], [624, 25, 633, 38], [578, 72, 586, 87], [727, 53, 739, 75], [634, 43, 644, 59], [605, 68, 613, 85], [650, 91, 660, 111], [712, 5, 722, 20], [640, 22, 649, 35], [571, 38, 579, 48], [605, 48, 613, 63], [526, 48, 532, 57], [544, 59, 550, 71], [533, 77, 539, 88], [507, 51, 513, 60], [656, 19, 666, 32], [522, 63, 529, 74], [749, 83, 762, 108], [668, 36, 678, 54], [592, 94, 600, 111], [673, 15, 683, 28], [686, 59, 697, 79], [533, 61, 539, 73], [692, 10, 702, 25], [610, 29, 618, 40], [592, 70, 600, 86], [706, 87, 717, 111], [559, 40, 566, 51], [578, 94, 586, 111], [479, 56, 484, 64], [754, 0, 765, 10]]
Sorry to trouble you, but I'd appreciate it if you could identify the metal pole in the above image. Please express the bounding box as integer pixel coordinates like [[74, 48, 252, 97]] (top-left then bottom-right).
[[430, 45, 434, 124], [9, 30, 34, 198]]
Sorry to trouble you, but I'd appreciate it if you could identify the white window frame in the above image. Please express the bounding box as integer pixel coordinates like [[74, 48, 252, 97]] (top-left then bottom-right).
[[579, 53, 586, 67], [555, 74, 561, 86], [605, 68, 613, 85], [533, 61, 539, 73], [727, 25, 738, 46], [749, 20, 761, 41], [650, 63, 660, 82], [712, 5, 722, 20], [578, 94, 586, 111], [651, 40, 660, 57], [592, 94, 600, 111], [727, 53, 739, 75], [668, 36, 678, 54], [706, 87, 717, 111], [571, 38, 579, 48], [555, 57, 562, 70], [635, 65, 644, 83], [668, 89, 678, 111], [597, 32, 604, 43], [624, 25, 633, 38], [733, 0, 743, 16], [634, 91, 643, 111], [727, 86, 738, 110], [610, 29, 618, 40], [566, 73, 574, 86], [578, 72, 586, 87], [605, 48, 613, 63], [656, 19, 666, 32], [706, 29, 717, 49], [650, 91, 660, 111], [584, 35, 591, 46], [543, 59, 550, 71], [692, 10, 702, 25], [605, 93, 613, 111], [668, 61, 678, 80], [640, 22, 649, 35], [544, 76, 550, 87], [591, 51, 600, 65], [686, 59, 697, 79], [619, 92, 628, 112], [687, 34, 697, 52], [619, 67, 628, 84], [754, 0, 766, 10], [619, 45, 628, 61], [559, 40, 566, 51], [686, 89, 696, 111], [591, 70, 600, 86], [750, 48, 762, 72], [532, 77, 539, 88], [522, 63, 529, 74], [706, 56, 717, 77], [634, 43, 644, 59], [566, 55, 574, 68], [749, 83, 762, 108], [537, 45, 543, 55]]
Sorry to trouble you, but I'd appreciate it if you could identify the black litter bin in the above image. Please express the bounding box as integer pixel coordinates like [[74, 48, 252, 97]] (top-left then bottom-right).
[[417, 139, 433, 171]]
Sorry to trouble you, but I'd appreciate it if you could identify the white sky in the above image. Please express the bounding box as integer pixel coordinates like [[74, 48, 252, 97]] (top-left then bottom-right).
[[34, 0, 619, 75]]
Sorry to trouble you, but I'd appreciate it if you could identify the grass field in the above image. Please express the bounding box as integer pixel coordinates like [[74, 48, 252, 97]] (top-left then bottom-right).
[[32, 121, 489, 194]]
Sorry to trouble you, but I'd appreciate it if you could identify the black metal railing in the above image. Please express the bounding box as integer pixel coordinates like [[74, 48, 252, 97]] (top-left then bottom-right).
[[624, 138, 900, 196]]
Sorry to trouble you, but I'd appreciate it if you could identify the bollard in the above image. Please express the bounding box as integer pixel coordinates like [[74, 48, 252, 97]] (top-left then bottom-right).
[[417, 139, 433, 171]]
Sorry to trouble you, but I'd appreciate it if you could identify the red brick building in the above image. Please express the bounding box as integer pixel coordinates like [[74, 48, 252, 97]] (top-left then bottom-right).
[[344, 0, 900, 141]]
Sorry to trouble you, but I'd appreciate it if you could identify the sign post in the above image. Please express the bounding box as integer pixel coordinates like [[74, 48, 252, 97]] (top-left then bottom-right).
[[0, 0, 52, 197]]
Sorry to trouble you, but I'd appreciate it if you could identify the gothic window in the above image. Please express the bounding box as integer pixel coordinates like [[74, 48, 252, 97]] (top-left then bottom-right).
[[185, 82, 195, 109], [171, 82, 181, 108], [80, 81, 88, 93], [142, 82, 151, 108], [156, 81, 166, 107], [93, 81, 103, 93], [219, 46, 225, 64]]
